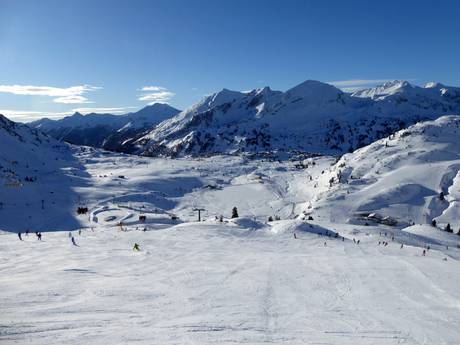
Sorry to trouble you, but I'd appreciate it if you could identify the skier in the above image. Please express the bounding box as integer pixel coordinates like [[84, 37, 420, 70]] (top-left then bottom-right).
[[18, 232, 23, 241], [68, 231, 72, 238], [400, 243, 404, 249], [37, 232, 42, 241], [422, 249, 426, 256], [324, 241, 327, 246], [294, 233, 297, 239], [71, 237, 78, 246], [357, 239, 360, 245], [133, 243, 140, 251]]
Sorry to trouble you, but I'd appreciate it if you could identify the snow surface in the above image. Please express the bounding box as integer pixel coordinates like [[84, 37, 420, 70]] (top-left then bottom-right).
[[1, 115, 460, 344], [2, 220, 459, 344], [313, 116, 460, 230]]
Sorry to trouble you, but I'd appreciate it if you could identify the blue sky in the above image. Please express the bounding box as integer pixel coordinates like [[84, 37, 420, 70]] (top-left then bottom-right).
[[1, 0, 459, 121]]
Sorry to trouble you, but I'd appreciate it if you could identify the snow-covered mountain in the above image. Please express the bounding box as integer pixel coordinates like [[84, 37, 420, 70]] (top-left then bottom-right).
[[0, 114, 89, 230], [0, 114, 68, 175], [31, 103, 180, 151], [312, 115, 460, 230], [131, 80, 460, 157]]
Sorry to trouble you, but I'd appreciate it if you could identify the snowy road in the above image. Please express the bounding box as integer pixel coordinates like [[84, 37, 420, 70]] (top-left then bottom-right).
[[1, 222, 459, 344]]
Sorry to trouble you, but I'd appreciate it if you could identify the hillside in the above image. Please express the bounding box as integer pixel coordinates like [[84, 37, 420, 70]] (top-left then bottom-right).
[[0, 114, 88, 231], [311, 115, 460, 234]]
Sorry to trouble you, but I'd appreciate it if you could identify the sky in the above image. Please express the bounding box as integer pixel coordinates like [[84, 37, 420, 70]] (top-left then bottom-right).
[[1, 0, 459, 122]]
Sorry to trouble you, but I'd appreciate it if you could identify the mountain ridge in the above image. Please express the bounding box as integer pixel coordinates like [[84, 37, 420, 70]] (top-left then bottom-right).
[[131, 79, 460, 157], [30, 103, 180, 151]]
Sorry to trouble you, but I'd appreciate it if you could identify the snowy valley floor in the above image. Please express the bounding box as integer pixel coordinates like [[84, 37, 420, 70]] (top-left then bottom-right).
[[1, 151, 460, 344]]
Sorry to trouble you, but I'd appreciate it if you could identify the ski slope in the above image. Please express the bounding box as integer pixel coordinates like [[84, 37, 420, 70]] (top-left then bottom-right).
[[1, 220, 459, 344]]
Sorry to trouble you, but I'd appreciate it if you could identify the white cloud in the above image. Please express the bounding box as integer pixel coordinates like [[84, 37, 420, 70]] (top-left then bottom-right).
[[328, 79, 394, 92], [53, 95, 92, 104], [328, 79, 391, 87], [141, 86, 167, 92], [139, 85, 175, 104], [0, 106, 137, 122], [0, 84, 101, 104], [72, 106, 137, 114], [328, 79, 418, 92], [0, 109, 70, 122]]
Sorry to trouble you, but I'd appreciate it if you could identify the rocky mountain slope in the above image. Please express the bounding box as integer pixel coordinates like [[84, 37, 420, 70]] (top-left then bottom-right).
[[132, 80, 460, 157]]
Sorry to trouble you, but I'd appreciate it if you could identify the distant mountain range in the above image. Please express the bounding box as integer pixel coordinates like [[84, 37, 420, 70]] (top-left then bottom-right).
[[30, 103, 180, 151], [130, 80, 460, 157], [23, 80, 460, 156]]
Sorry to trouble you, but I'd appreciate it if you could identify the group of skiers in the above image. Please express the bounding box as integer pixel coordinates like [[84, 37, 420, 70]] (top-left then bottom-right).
[[17, 231, 42, 241], [16, 230, 79, 245], [68, 232, 78, 246], [290, 227, 440, 258]]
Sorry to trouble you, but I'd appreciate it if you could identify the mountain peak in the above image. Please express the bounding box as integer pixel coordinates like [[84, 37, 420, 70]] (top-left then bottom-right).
[[136, 103, 180, 114], [207, 88, 244, 107], [380, 80, 411, 88], [285, 80, 343, 102]]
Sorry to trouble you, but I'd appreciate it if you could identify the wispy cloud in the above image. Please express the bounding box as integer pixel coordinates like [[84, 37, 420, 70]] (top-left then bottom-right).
[[72, 106, 136, 114], [138, 85, 175, 104], [328, 79, 393, 92], [0, 106, 137, 122], [0, 84, 101, 104], [0, 109, 70, 122], [141, 86, 166, 92]]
